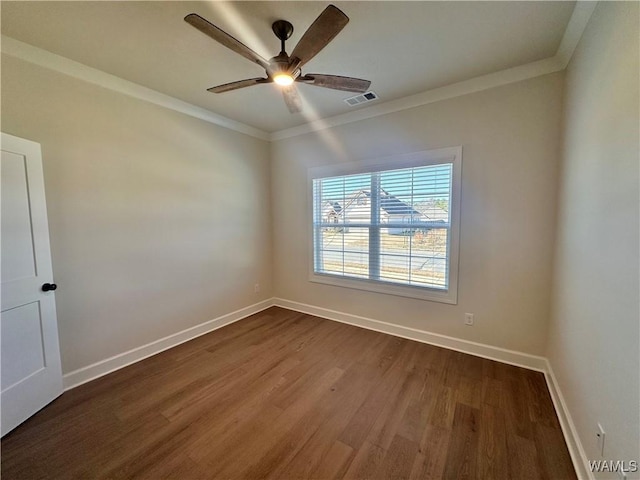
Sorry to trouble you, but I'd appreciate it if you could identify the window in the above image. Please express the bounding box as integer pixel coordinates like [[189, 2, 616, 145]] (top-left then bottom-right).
[[309, 147, 461, 304]]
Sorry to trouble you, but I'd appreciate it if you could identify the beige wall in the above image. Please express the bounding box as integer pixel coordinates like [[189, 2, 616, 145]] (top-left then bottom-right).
[[271, 73, 564, 356], [1, 55, 273, 374], [4, 5, 637, 468], [548, 1, 640, 474]]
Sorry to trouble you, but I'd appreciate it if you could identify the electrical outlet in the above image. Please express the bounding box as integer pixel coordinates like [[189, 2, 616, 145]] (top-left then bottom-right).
[[254, 283, 260, 293], [596, 423, 605, 456], [464, 313, 474, 326]]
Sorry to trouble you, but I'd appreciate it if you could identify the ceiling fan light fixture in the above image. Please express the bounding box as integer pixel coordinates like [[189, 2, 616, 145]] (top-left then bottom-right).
[[185, 6, 370, 113], [274, 73, 294, 86]]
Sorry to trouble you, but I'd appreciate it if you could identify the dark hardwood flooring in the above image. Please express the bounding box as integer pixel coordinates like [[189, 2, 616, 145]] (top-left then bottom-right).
[[1, 307, 576, 479]]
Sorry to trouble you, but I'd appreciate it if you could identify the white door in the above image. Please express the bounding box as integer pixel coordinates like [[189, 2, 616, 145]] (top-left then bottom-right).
[[1, 132, 63, 436]]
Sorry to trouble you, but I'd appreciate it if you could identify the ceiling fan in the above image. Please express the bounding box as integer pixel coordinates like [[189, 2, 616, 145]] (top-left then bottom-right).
[[184, 4, 371, 114]]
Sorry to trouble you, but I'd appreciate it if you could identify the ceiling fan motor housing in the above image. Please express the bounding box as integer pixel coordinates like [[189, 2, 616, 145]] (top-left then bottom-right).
[[268, 52, 301, 80]]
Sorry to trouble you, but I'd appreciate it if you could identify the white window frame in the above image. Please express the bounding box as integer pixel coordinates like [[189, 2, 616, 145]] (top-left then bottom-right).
[[308, 146, 462, 304]]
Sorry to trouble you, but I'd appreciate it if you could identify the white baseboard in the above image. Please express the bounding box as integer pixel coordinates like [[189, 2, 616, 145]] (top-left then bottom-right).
[[62, 298, 274, 390], [62, 296, 588, 480], [64, 296, 548, 389], [275, 297, 591, 478], [544, 360, 594, 480], [273, 297, 548, 372]]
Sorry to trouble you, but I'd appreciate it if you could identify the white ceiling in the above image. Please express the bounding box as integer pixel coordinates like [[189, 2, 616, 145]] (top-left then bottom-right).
[[1, 1, 576, 133]]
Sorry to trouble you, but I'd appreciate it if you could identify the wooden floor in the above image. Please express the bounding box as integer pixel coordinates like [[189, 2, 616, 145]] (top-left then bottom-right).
[[1, 307, 576, 479]]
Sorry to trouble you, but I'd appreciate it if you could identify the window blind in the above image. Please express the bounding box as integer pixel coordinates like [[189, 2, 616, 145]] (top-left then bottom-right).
[[312, 163, 453, 290]]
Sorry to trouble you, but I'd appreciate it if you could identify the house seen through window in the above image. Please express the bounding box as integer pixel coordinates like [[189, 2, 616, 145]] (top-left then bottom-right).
[[310, 148, 461, 303]]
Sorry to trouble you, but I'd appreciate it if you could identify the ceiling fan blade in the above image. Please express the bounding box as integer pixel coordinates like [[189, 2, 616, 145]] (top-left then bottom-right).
[[289, 5, 349, 68], [282, 85, 302, 113], [207, 78, 270, 93], [185, 13, 270, 70], [298, 74, 371, 93]]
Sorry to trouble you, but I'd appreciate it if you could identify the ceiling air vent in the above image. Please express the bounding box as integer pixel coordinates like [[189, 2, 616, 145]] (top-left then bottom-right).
[[344, 91, 378, 107]]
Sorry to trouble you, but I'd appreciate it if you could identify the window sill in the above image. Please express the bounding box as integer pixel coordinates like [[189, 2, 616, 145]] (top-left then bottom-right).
[[309, 272, 458, 304]]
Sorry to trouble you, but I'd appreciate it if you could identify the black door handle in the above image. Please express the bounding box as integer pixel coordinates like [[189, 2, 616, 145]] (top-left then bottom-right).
[[42, 283, 57, 292]]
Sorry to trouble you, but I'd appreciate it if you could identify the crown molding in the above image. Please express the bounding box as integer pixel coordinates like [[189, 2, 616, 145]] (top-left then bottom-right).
[[556, 1, 598, 69], [270, 56, 565, 141], [269, 0, 597, 141], [0, 35, 270, 141], [2, 2, 596, 143]]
